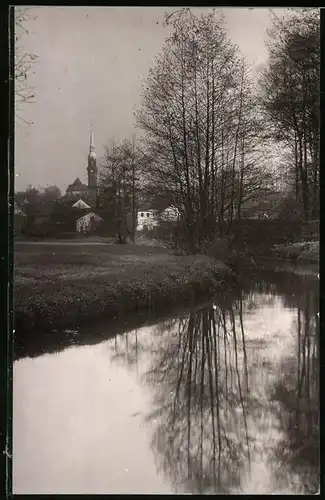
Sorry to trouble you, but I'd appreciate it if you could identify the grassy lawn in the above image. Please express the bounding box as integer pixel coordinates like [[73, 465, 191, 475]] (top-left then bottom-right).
[[15, 241, 172, 283], [14, 241, 231, 333]]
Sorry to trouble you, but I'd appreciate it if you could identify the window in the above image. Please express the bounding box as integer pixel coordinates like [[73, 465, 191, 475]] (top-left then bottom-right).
[[147, 213, 150, 217], [141, 213, 144, 217]]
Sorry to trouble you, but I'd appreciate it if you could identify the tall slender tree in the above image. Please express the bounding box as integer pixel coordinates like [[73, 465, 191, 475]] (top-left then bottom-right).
[[136, 8, 271, 252], [260, 8, 320, 221], [99, 138, 142, 243]]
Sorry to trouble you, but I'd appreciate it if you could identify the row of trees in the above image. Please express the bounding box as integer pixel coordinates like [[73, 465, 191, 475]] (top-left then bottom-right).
[[99, 138, 141, 243], [261, 8, 320, 222], [16, 8, 319, 248], [136, 9, 273, 252], [97, 8, 319, 252], [15, 184, 62, 206]]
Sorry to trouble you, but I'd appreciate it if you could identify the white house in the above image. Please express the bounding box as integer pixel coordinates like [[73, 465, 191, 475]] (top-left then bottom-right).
[[136, 204, 181, 231], [76, 212, 103, 234], [136, 209, 159, 231]]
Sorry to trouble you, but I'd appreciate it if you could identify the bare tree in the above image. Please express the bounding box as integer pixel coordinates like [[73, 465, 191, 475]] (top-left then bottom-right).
[[14, 7, 38, 124], [136, 9, 271, 253], [271, 285, 319, 494], [260, 9, 320, 221], [99, 138, 143, 243]]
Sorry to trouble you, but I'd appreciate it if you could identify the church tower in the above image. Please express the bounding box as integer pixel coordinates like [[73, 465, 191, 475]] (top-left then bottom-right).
[[87, 125, 97, 190]]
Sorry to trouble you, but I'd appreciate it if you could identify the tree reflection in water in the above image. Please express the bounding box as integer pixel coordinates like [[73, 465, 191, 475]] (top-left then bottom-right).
[[143, 294, 252, 494], [271, 286, 319, 494], [107, 271, 319, 494]]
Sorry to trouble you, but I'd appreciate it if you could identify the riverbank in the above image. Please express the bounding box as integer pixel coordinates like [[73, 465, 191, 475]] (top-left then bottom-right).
[[272, 241, 319, 264], [14, 241, 232, 334], [14, 264, 318, 361]]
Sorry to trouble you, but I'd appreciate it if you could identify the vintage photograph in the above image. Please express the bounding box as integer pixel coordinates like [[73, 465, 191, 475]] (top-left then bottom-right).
[[13, 6, 319, 494]]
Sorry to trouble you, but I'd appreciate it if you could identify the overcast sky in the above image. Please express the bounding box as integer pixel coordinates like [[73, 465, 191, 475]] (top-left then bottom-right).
[[15, 6, 287, 193]]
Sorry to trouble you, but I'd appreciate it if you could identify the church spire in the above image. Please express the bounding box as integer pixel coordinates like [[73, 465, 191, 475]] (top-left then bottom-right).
[[87, 122, 97, 195], [89, 122, 95, 155]]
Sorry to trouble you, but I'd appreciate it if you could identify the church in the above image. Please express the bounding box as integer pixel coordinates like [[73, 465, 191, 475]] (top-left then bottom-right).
[[63, 126, 98, 208]]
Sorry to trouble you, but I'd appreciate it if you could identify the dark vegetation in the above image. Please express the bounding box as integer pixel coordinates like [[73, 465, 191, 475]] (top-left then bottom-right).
[[14, 242, 232, 336], [149, 219, 319, 260], [272, 241, 319, 263]]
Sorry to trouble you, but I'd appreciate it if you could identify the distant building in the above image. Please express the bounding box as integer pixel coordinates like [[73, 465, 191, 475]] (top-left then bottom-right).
[[66, 178, 90, 198], [76, 212, 103, 234], [63, 126, 98, 207], [137, 208, 159, 231], [72, 199, 91, 210], [136, 197, 180, 231]]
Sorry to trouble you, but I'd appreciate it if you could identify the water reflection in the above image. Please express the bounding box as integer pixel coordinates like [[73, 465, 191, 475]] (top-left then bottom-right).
[[271, 288, 319, 494], [14, 270, 319, 494], [144, 299, 252, 494], [108, 274, 319, 494]]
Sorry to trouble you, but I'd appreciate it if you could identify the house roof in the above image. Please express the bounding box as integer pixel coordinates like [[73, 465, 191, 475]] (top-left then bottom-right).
[[77, 212, 103, 222], [139, 196, 172, 212], [66, 178, 89, 193], [72, 199, 91, 209], [138, 207, 158, 213]]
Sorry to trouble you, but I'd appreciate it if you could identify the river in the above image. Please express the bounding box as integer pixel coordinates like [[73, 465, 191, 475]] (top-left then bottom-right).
[[13, 268, 319, 494]]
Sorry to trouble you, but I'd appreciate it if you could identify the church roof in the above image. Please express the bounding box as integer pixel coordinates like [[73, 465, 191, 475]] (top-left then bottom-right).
[[66, 178, 89, 193]]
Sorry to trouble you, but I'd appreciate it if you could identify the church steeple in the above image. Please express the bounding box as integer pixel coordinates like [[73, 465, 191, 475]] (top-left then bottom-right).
[[87, 123, 97, 191], [89, 124, 95, 156]]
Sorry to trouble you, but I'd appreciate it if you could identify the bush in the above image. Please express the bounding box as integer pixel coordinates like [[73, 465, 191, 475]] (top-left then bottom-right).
[[273, 241, 319, 262], [15, 251, 232, 334], [204, 237, 231, 259], [150, 221, 182, 250], [276, 195, 305, 222]]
